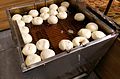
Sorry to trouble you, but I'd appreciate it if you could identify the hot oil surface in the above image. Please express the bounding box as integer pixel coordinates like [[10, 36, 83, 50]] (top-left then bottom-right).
[[25, 6, 90, 54]]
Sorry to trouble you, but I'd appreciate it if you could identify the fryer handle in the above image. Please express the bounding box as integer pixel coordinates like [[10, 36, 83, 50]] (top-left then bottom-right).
[[104, 0, 114, 15]]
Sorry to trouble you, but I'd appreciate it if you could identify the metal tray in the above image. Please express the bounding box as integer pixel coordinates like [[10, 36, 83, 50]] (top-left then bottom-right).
[[6, 0, 119, 78]]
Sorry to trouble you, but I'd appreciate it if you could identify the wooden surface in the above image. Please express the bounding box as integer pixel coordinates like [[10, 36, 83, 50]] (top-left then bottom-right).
[[0, 0, 34, 30]]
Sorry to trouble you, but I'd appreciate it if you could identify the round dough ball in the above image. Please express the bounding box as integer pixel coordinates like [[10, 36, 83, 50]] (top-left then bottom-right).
[[22, 15, 33, 23], [36, 39, 50, 51], [78, 28, 91, 39], [74, 13, 85, 21], [40, 13, 49, 20], [12, 14, 22, 21], [25, 54, 41, 66], [72, 36, 89, 47], [32, 17, 43, 25], [86, 22, 98, 32], [17, 20, 25, 28], [59, 39, 73, 51], [40, 49, 55, 60], [49, 4, 58, 10], [58, 6, 67, 12], [49, 9, 58, 16], [29, 9, 39, 17], [40, 7, 49, 13], [57, 12, 67, 19], [19, 26, 29, 34], [22, 33, 32, 44], [61, 1, 70, 8], [92, 31, 106, 40], [22, 43, 37, 56], [47, 15, 58, 24]]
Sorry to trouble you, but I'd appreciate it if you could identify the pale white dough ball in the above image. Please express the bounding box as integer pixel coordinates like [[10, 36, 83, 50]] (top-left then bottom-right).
[[72, 36, 89, 47], [40, 49, 55, 60], [58, 6, 67, 12], [40, 13, 49, 20], [22, 43, 37, 56], [47, 15, 58, 24], [29, 9, 39, 17], [32, 17, 43, 25], [61, 1, 70, 8], [36, 39, 50, 51], [19, 26, 29, 34], [12, 14, 22, 21], [49, 4, 58, 10], [25, 54, 41, 66], [74, 13, 85, 21], [17, 20, 25, 28], [40, 7, 49, 13], [86, 22, 98, 32], [22, 15, 33, 23], [49, 9, 58, 16], [57, 12, 67, 19], [78, 28, 91, 39], [22, 33, 32, 44], [59, 39, 73, 51], [92, 31, 106, 40]]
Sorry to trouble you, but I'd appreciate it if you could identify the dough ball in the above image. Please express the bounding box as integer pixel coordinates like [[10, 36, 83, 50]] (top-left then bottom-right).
[[40, 49, 55, 60], [22, 33, 32, 44], [12, 14, 22, 21], [36, 39, 50, 51], [49, 9, 58, 16], [40, 13, 49, 20], [47, 15, 58, 24], [61, 1, 70, 8], [49, 4, 58, 10], [72, 36, 89, 47], [78, 28, 91, 39], [17, 20, 25, 28], [22, 15, 33, 23], [19, 26, 29, 34], [22, 43, 37, 56], [57, 12, 67, 19], [74, 13, 85, 21], [32, 17, 43, 25], [86, 22, 98, 32], [25, 54, 41, 66], [40, 7, 49, 13], [29, 9, 39, 17], [59, 39, 73, 51], [92, 31, 106, 40], [58, 6, 67, 12]]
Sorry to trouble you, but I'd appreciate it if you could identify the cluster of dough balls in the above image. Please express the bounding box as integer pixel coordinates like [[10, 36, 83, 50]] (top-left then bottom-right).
[[39, 1, 70, 24], [12, 14, 33, 44], [22, 43, 41, 66], [11, 1, 70, 44], [12, 2, 72, 66], [36, 39, 55, 60], [12, 2, 107, 66], [22, 39, 55, 66], [77, 22, 106, 40], [58, 22, 106, 51], [12, 1, 70, 26]]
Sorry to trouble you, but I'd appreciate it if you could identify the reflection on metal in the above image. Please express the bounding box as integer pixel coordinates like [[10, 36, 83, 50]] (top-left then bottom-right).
[[73, 73, 87, 79]]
